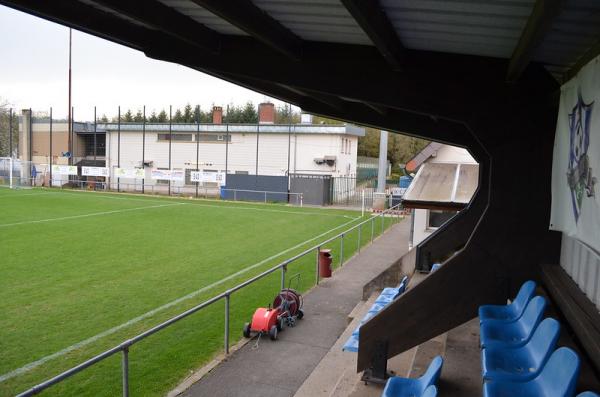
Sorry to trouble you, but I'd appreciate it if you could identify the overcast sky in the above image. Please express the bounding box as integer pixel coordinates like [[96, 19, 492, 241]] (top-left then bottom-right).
[[0, 5, 294, 121]]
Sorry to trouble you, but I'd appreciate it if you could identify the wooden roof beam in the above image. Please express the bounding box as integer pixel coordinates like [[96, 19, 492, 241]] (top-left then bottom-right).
[[190, 0, 302, 60], [506, 0, 562, 82], [341, 0, 405, 70]]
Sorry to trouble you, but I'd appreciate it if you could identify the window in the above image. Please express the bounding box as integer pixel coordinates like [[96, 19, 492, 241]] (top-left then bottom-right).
[[427, 210, 456, 229], [185, 168, 198, 185], [235, 170, 249, 175], [197, 134, 231, 142], [157, 133, 193, 142]]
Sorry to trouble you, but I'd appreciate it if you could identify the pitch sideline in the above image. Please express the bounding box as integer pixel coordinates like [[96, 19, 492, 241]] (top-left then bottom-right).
[[0, 216, 361, 383]]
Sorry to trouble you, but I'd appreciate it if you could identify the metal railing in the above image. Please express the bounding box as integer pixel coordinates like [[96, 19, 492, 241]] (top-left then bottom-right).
[[47, 179, 305, 205], [16, 203, 403, 397]]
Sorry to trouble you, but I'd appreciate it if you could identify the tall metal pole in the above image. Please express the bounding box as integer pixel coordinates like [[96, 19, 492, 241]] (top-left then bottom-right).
[[71, 106, 74, 166], [49, 107, 53, 185], [68, 28, 72, 166], [8, 108, 12, 158], [287, 103, 292, 200], [254, 105, 260, 177], [168, 105, 172, 196], [225, 104, 229, 175], [29, 108, 32, 166], [377, 130, 388, 193], [93, 106, 97, 161], [196, 105, 200, 198], [117, 106, 121, 192], [142, 105, 146, 193]]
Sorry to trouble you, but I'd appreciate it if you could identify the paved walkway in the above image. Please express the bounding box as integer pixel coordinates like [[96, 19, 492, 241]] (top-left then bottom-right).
[[180, 217, 411, 397]]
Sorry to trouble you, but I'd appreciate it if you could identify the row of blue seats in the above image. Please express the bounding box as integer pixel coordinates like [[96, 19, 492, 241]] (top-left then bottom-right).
[[342, 276, 408, 353], [479, 280, 599, 397], [382, 356, 443, 397]]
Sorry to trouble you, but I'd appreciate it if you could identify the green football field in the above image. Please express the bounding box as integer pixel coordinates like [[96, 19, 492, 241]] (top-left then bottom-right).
[[0, 187, 396, 396]]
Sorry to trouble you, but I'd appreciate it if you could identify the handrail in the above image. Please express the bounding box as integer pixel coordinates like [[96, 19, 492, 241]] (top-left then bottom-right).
[[16, 203, 403, 397]]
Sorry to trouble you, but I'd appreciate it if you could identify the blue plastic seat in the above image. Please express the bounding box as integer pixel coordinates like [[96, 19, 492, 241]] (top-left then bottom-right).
[[577, 393, 600, 397], [479, 281, 536, 323], [480, 296, 546, 349], [483, 347, 580, 397], [381, 356, 443, 397], [422, 385, 437, 397], [482, 318, 560, 381]]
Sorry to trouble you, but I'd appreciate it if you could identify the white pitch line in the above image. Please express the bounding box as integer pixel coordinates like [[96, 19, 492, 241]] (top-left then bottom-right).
[[0, 203, 186, 228], [21, 189, 356, 219], [0, 216, 360, 383]]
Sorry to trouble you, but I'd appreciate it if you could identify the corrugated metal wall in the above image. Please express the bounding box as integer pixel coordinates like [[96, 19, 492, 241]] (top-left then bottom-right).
[[560, 234, 600, 310]]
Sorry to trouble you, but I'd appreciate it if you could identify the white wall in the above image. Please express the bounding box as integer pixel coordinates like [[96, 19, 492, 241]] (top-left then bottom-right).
[[106, 131, 358, 186], [411, 208, 434, 248], [560, 234, 600, 310]]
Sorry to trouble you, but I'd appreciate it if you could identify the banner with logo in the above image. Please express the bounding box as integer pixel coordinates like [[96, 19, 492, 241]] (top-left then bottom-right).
[[151, 169, 184, 181], [190, 171, 226, 186], [51, 165, 78, 176], [115, 167, 145, 179], [82, 166, 109, 177], [550, 55, 600, 252]]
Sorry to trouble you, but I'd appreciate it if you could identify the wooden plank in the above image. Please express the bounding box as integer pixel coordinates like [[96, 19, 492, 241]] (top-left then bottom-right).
[[541, 265, 600, 373]]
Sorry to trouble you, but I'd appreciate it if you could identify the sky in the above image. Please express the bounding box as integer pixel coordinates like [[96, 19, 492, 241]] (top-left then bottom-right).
[[0, 5, 294, 121]]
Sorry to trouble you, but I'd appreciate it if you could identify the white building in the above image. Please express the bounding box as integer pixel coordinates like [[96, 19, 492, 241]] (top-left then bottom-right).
[[402, 142, 479, 249]]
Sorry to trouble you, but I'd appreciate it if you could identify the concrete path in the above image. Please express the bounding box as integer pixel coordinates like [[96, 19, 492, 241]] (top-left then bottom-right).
[[180, 217, 411, 397]]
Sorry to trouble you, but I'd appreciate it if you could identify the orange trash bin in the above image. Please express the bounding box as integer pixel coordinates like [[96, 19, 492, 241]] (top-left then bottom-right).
[[319, 249, 333, 278]]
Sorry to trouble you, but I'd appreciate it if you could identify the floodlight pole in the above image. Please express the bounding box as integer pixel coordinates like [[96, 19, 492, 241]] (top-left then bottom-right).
[[196, 105, 200, 198], [168, 105, 172, 196], [9, 108, 12, 158], [93, 106, 97, 161], [117, 106, 121, 192], [142, 105, 145, 194], [225, 105, 229, 176], [49, 107, 53, 185], [287, 103, 292, 201], [68, 28, 72, 166]]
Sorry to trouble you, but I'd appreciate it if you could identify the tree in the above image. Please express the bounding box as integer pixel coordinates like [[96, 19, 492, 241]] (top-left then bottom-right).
[[133, 109, 144, 122], [173, 109, 183, 122], [99, 114, 109, 122], [275, 105, 300, 123], [157, 109, 168, 122], [182, 103, 194, 122], [123, 109, 134, 122], [0, 98, 18, 157], [357, 127, 430, 171], [240, 102, 258, 123], [148, 111, 158, 122]]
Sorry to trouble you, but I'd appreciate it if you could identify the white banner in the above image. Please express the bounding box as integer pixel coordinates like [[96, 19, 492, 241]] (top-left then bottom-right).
[[190, 171, 226, 186], [51, 165, 78, 176], [115, 167, 145, 179], [82, 166, 109, 177], [151, 169, 184, 181], [550, 55, 600, 252]]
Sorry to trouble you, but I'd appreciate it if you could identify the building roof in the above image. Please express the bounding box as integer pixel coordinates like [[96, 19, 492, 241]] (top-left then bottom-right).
[[96, 122, 365, 136], [402, 162, 479, 211]]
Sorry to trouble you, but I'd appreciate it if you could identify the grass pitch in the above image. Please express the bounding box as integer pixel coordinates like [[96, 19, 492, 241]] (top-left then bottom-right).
[[0, 188, 394, 396]]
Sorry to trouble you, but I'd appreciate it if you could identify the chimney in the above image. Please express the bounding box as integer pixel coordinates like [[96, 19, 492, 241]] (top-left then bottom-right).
[[212, 106, 223, 124], [258, 102, 275, 124]]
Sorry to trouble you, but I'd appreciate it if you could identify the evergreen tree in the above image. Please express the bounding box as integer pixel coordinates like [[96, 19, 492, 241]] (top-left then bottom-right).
[[123, 109, 134, 122], [133, 109, 144, 122], [173, 109, 183, 122], [240, 102, 258, 123], [99, 114, 109, 122], [183, 103, 194, 122], [149, 111, 158, 122], [157, 110, 168, 122]]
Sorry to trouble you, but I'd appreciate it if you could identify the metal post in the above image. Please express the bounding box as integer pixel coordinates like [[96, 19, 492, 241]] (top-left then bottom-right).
[[168, 105, 172, 196], [234, 190, 237, 201], [224, 293, 230, 354], [93, 106, 97, 161], [255, 111, 260, 176], [315, 246, 320, 285], [121, 347, 129, 397], [71, 107, 74, 166], [286, 103, 292, 201], [264, 191, 267, 203], [371, 217, 374, 242], [381, 214, 385, 235], [196, 105, 200, 198], [225, 104, 229, 175], [117, 106, 121, 192], [357, 224, 361, 252], [49, 107, 53, 186], [280, 265, 286, 290], [142, 105, 145, 194], [340, 234, 344, 267], [8, 108, 12, 157]]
